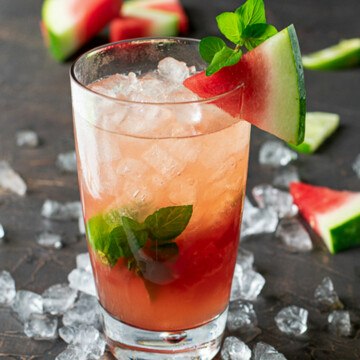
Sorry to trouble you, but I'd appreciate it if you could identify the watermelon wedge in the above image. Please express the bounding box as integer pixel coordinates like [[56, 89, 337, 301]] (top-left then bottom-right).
[[41, 0, 122, 61], [110, 16, 151, 42], [123, 0, 189, 34], [183, 25, 306, 145], [290, 182, 360, 254]]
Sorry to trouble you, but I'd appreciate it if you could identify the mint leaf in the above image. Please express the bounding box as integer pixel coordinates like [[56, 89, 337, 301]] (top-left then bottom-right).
[[109, 226, 132, 259], [216, 12, 243, 44], [236, 0, 265, 28], [121, 216, 148, 252], [242, 23, 278, 50], [149, 243, 179, 263], [199, 36, 226, 63], [144, 205, 193, 242], [206, 46, 243, 76]]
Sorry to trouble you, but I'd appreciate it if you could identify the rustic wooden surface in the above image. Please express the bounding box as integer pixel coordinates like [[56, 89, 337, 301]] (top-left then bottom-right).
[[0, 0, 360, 359]]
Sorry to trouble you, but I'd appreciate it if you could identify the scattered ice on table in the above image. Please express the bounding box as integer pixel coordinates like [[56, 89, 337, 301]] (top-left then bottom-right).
[[314, 277, 343, 311], [275, 218, 313, 252], [37, 232, 63, 249], [12, 290, 43, 322], [62, 294, 100, 328], [55, 344, 88, 360], [41, 199, 82, 221], [15, 130, 39, 148], [221, 336, 252, 360], [158, 57, 190, 83], [237, 247, 254, 270], [275, 306, 308, 336], [68, 268, 97, 297], [241, 197, 278, 238], [352, 153, 360, 178], [0, 161, 27, 196], [230, 265, 265, 302], [76, 253, 92, 272], [328, 310, 352, 337], [0, 223, 5, 241], [227, 300, 257, 332], [59, 324, 106, 357], [259, 141, 297, 167], [24, 313, 58, 340], [42, 283, 78, 315], [252, 185, 298, 218], [273, 165, 300, 189], [78, 216, 86, 235], [56, 151, 77, 172], [253, 342, 287, 360], [0, 270, 16, 304]]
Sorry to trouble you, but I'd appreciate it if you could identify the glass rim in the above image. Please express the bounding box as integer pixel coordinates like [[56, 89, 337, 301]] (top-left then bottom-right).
[[70, 37, 244, 106]]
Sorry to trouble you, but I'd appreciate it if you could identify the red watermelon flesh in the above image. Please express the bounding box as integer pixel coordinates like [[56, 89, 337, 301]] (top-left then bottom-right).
[[110, 16, 151, 42], [183, 25, 306, 145], [290, 182, 360, 253]]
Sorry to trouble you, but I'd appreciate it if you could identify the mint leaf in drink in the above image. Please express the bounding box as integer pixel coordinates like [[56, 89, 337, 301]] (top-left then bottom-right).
[[109, 226, 132, 259], [236, 0, 265, 28], [199, 37, 226, 63], [144, 205, 193, 242], [149, 243, 179, 263], [206, 46, 243, 76], [242, 23, 278, 50], [216, 12, 243, 44], [199, 0, 277, 75], [121, 216, 148, 251]]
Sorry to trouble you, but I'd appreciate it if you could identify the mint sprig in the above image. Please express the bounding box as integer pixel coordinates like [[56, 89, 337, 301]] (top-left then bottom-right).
[[199, 0, 277, 76]]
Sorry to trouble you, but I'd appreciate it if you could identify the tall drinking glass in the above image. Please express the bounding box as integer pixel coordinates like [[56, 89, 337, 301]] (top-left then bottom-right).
[[70, 38, 250, 360]]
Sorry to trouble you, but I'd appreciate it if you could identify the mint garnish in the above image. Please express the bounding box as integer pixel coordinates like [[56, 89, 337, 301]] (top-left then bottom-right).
[[199, 0, 277, 76]]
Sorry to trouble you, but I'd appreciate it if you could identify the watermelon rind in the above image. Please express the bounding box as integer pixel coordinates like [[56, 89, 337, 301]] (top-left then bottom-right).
[[288, 112, 340, 154], [302, 38, 360, 70], [317, 195, 360, 254]]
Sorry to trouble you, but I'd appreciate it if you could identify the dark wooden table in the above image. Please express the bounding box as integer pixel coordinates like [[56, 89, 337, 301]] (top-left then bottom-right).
[[1, 0, 359, 359]]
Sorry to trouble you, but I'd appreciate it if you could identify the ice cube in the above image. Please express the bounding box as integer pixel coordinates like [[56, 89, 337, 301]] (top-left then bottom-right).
[[240, 269, 266, 301], [78, 216, 86, 235], [15, 130, 39, 147], [0, 223, 5, 241], [56, 151, 77, 172], [328, 310, 352, 337], [68, 268, 97, 297], [0, 161, 27, 196], [0, 270, 16, 304], [41, 200, 82, 221], [275, 306, 308, 336], [314, 277, 343, 311], [12, 290, 43, 322], [227, 301, 257, 332], [24, 313, 58, 340], [253, 342, 287, 360], [352, 153, 360, 178], [76, 253, 92, 272], [42, 283, 78, 315], [55, 345, 87, 360], [230, 264, 243, 302], [62, 294, 100, 328], [259, 141, 297, 167], [275, 218, 313, 252], [241, 197, 278, 238], [252, 185, 298, 218], [237, 247, 254, 271], [221, 336, 252, 360], [273, 165, 300, 189], [37, 232, 63, 249], [158, 57, 190, 83]]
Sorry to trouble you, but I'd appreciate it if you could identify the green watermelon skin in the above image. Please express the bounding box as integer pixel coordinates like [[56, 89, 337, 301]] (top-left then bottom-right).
[[183, 25, 306, 145], [290, 182, 360, 253]]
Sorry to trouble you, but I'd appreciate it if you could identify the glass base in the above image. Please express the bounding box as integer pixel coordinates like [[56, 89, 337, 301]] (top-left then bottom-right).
[[100, 305, 228, 360]]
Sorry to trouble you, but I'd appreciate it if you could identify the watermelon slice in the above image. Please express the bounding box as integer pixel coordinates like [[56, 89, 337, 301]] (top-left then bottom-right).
[[120, 6, 179, 37], [110, 16, 151, 42], [41, 0, 122, 61], [124, 0, 189, 34], [290, 182, 360, 254], [183, 25, 306, 145]]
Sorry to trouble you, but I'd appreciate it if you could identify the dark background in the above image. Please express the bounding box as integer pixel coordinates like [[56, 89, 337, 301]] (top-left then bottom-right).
[[0, 0, 360, 359]]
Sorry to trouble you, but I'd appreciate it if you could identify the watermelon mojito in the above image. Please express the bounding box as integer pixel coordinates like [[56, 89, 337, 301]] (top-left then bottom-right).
[[71, 39, 250, 359]]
